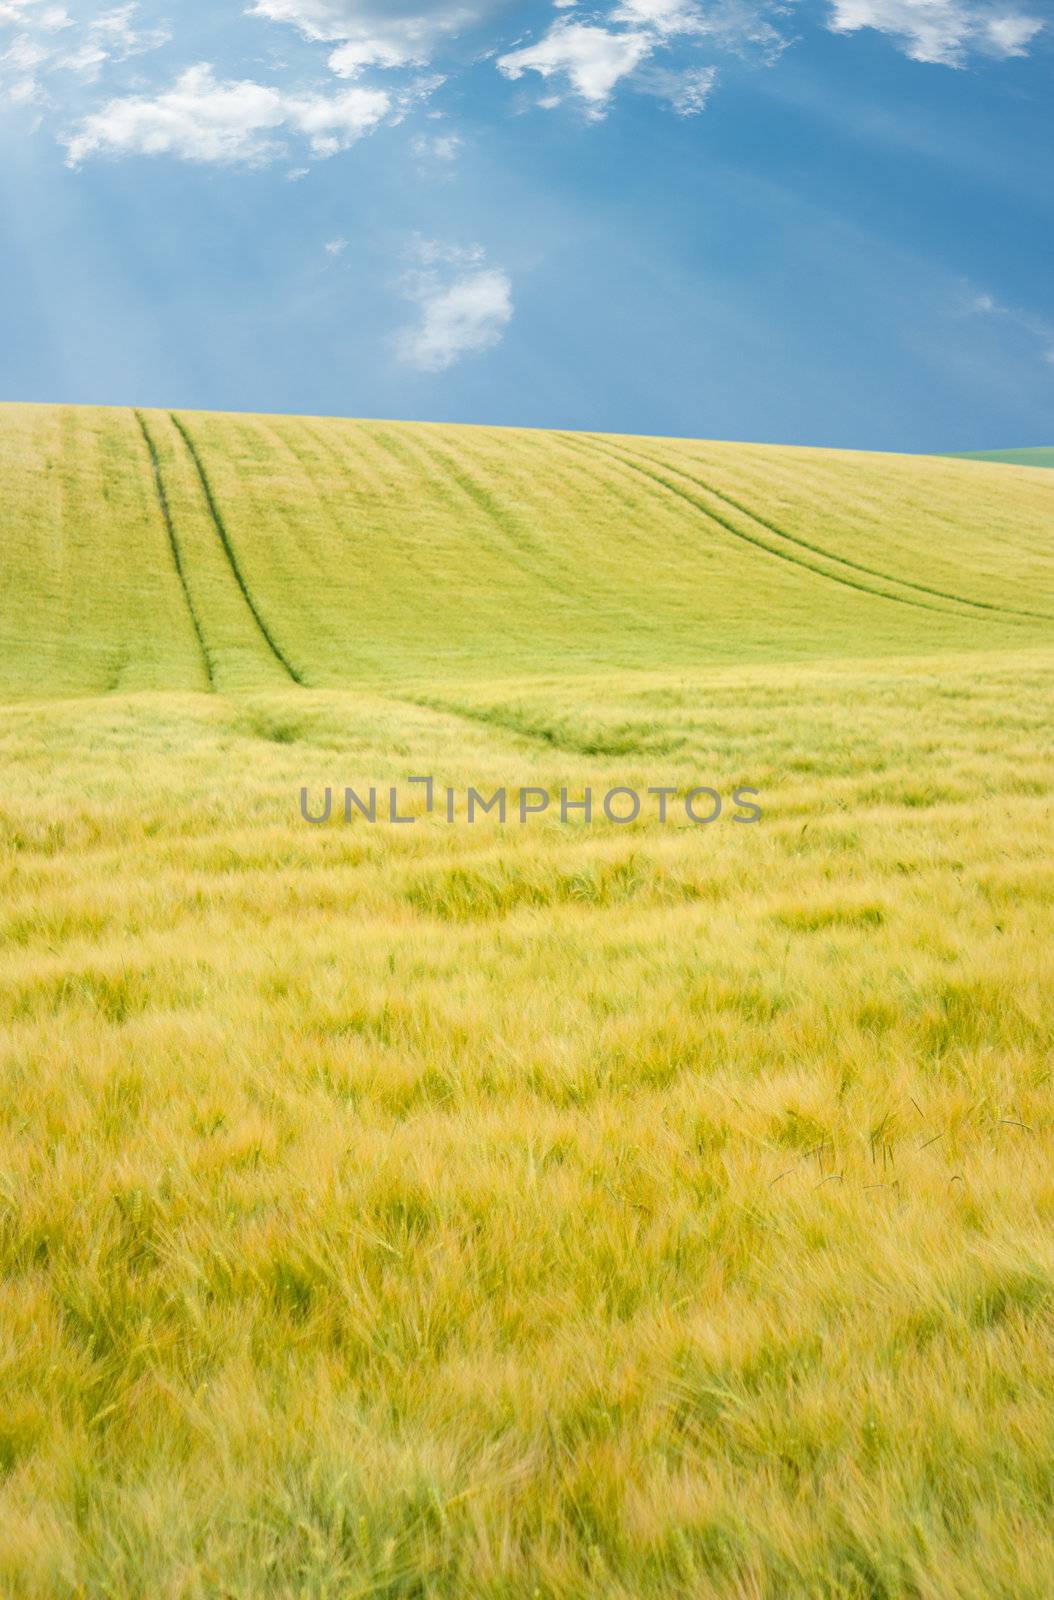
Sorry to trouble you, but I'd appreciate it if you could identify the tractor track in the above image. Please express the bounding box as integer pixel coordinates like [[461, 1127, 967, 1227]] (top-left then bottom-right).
[[135, 410, 215, 690], [169, 413, 306, 686], [622, 438, 1054, 624], [564, 433, 1051, 626]]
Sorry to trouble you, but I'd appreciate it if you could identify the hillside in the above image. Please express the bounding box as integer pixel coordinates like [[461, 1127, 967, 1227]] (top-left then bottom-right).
[[2, 403, 1052, 700], [3, 405, 1054, 1597]]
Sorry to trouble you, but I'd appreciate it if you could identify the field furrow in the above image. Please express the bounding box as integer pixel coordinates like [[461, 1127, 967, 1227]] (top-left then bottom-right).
[[169, 414, 306, 687], [615, 435, 1054, 622], [135, 411, 216, 690], [566, 431, 1018, 625]]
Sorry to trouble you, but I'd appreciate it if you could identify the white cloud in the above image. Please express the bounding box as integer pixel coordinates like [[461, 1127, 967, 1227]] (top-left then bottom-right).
[[0, 27, 47, 103], [12, 6, 67, 30], [326, 37, 424, 73], [63, 62, 392, 165], [646, 60, 717, 112], [410, 128, 462, 158], [610, 0, 704, 34], [409, 237, 485, 267], [2, 33, 48, 69], [1, 0, 169, 108], [92, 3, 162, 47], [293, 81, 394, 153], [0, 1, 69, 24], [395, 238, 513, 371], [503, 0, 1042, 113], [5, 0, 1043, 171], [249, 0, 507, 75], [984, 10, 1044, 52], [825, 0, 1044, 65], [493, 0, 783, 115], [325, 236, 348, 253], [684, 0, 792, 60], [498, 21, 654, 113]]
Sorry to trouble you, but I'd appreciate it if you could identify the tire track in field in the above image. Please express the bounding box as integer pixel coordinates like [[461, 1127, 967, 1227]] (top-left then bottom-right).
[[584, 435, 1053, 624], [561, 433, 1022, 625], [134, 410, 215, 690], [399, 694, 685, 758], [169, 414, 306, 686], [630, 440, 1054, 623]]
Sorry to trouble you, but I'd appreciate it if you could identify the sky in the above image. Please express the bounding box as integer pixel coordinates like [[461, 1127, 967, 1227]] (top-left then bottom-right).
[[1, 0, 1052, 451]]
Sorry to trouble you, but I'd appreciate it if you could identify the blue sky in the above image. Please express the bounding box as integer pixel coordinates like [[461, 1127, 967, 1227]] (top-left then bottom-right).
[[1, 0, 1051, 450]]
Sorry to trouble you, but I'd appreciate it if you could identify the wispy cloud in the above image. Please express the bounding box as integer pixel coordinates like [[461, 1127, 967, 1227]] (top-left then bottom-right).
[[410, 128, 463, 161], [2, 0, 1046, 169], [826, 0, 1045, 66], [0, 0, 71, 25], [1, 0, 168, 108], [249, 0, 508, 75], [394, 238, 513, 372], [640, 60, 717, 113], [967, 288, 1054, 367]]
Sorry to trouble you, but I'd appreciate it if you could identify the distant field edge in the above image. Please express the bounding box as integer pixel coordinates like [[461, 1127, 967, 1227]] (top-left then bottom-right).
[[947, 447, 1054, 469]]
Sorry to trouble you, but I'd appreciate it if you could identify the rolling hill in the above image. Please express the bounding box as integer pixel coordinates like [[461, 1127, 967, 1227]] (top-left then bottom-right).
[[2, 404, 1054, 1599], [2, 402, 1053, 700]]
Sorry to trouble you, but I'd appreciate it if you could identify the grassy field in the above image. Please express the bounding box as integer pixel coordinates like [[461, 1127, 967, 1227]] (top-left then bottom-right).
[[948, 447, 1054, 470], [1, 403, 1053, 1598]]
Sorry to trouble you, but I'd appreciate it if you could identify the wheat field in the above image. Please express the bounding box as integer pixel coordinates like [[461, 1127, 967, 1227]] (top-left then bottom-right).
[[1, 403, 1053, 1598]]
